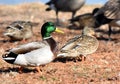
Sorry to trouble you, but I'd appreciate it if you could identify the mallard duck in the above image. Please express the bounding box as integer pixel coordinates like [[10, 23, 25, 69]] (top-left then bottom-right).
[[45, 0, 86, 23], [2, 22, 64, 73], [70, 8, 100, 28], [70, 7, 114, 28], [57, 26, 99, 61], [94, 0, 120, 40], [4, 21, 33, 41], [70, 1, 120, 40]]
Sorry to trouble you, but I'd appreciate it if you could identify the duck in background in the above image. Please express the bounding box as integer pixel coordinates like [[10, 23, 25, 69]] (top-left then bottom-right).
[[70, 0, 120, 40], [4, 21, 33, 42], [69, 8, 100, 28], [57, 26, 99, 61], [2, 22, 64, 73], [70, 8, 113, 38], [45, 0, 86, 24]]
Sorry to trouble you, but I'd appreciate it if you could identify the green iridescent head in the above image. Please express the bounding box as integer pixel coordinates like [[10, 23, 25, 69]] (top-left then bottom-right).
[[41, 22, 64, 38]]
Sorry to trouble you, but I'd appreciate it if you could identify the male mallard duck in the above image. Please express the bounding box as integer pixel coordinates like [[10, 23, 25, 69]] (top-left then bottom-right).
[[2, 22, 64, 73], [45, 0, 86, 23], [94, 0, 120, 40], [4, 21, 33, 41], [57, 26, 99, 61]]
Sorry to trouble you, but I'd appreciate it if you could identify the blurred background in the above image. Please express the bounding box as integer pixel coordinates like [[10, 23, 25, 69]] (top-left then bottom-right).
[[0, 0, 107, 5]]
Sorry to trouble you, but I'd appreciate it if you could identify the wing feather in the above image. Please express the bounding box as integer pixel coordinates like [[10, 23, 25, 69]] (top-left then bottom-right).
[[9, 42, 47, 54]]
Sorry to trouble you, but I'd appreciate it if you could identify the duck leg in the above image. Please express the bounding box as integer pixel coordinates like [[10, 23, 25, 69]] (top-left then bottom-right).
[[73, 57, 78, 62], [18, 66, 24, 73], [77, 56, 82, 61], [36, 66, 42, 74], [82, 56, 86, 61], [74, 56, 81, 62], [71, 11, 76, 20], [78, 55, 84, 61], [108, 25, 112, 41], [21, 38, 26, 43], [56, 11, 59, 24]]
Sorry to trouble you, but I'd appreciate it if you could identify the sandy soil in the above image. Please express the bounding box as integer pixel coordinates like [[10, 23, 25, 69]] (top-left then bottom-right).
[[0, 3, 120, 84]]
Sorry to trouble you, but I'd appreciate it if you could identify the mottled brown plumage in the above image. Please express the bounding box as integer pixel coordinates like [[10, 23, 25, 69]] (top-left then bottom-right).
[[70, 0, 120, 40], [57, 26, 99, 61], [4, 21, 33, 41], [70, 13, 97, 28]]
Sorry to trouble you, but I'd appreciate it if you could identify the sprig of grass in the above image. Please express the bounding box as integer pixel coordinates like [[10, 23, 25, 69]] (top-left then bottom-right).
[[39, 76, 47, 81]]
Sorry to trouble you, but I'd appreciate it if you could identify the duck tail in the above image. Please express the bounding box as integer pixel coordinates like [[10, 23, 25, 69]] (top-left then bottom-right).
[[57, 53, 66, 57], [2, 52, 18, 64]]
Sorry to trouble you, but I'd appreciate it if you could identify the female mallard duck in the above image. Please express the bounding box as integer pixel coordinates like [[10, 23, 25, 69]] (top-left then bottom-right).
[[70, 8, 100, 28], [2, 22, 64, 73], [57, 26, 99, 61], [71, 0, 120, 40], [45, 0, 86, 23], [4, 21, 33, 41]]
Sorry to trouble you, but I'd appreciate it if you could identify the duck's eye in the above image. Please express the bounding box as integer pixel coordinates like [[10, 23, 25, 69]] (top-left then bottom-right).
[[51, 24, 55, 28], [50, 24, 56, 29]]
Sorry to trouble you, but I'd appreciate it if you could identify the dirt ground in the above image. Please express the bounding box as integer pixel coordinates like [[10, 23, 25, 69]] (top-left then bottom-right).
[[0, 3, 120, 84]]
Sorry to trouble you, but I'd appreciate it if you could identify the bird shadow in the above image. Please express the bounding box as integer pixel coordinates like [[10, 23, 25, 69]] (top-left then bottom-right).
[[53, 57, 82, 63], [0, 67, 36, 74]]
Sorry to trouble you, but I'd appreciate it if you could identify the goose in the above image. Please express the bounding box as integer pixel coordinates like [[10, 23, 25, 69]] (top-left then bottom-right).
[[94, 0, 120, 40], [45, 0, 86, 23], [2, 22, 64, 73], [57, 26, 99, 61]]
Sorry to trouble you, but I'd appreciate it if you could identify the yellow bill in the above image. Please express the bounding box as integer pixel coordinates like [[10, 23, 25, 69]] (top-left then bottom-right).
[[55, 28, 64, 34]]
